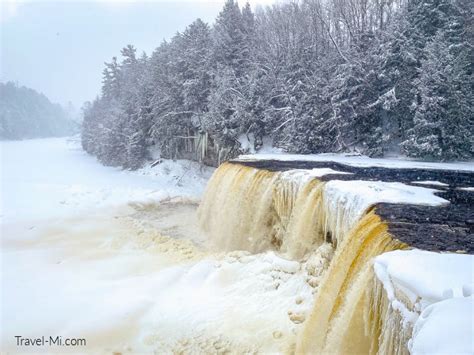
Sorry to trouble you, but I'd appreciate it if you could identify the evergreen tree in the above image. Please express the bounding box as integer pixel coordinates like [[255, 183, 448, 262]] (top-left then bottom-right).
[[402, 32, 473, 159], [212, 0, 247, 75], [0, 82, 75, 140]]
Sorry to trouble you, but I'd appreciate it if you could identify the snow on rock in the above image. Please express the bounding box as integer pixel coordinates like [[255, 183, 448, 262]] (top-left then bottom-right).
[[324, 180, 448, 211], [374, 250, 474, 354], [411, 180, 449, 187], [410, 296, 474, 354], [238, 152, 474, 172], [322, 180, 448, 244], [280, 168, 352, 182], [375, 250, 473, 303]]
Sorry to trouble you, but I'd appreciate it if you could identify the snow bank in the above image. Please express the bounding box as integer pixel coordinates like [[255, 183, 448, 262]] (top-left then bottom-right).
[[374, 250, 474, 354], [411, 296, 474, 354], [238, 152, 474, 172], [0, 136, 213, 224]]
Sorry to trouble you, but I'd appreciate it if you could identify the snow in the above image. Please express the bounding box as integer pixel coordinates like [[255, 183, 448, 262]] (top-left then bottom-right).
[[410, 296, 474, 354], [278, 168, 351, 186], [322, 180, 448, 244], [0, 136, 213, 225], [412, 180, 449, 187], [374, 250, 474, 354], [325, 180, 448, 211], [238, 133, 256, 154], [238, 152, 474, 172], [288, 168, 352, 178]]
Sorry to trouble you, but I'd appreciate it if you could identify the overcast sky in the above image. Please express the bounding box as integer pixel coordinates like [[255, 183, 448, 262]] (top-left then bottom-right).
[[1, 0, 275, 108]]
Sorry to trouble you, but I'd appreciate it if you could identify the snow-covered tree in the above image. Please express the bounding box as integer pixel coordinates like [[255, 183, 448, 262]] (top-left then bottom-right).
[[0, 82, 75, 140], [402, 32, 473, 159], [81, 0, 473, 168]]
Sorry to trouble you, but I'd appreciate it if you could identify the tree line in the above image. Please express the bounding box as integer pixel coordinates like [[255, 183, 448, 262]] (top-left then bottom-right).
[[82, 0, 473, 169], [1, 82, 76, 140]]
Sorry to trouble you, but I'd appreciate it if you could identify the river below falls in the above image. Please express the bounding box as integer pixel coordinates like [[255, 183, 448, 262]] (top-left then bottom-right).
[[1, 200, 315, 353]]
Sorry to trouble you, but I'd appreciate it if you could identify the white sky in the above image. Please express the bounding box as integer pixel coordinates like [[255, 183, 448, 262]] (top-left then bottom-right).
[[0, 0, 276, 108]]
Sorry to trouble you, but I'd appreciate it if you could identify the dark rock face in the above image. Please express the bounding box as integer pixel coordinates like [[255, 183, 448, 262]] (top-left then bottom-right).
[[233, 159, 474, 254]]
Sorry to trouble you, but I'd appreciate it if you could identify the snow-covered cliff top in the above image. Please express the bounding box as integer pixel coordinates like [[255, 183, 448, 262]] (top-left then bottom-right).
[[237, 152, 474, 172]]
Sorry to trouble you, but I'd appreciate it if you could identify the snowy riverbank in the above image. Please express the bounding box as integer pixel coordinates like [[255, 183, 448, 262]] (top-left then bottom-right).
[[0, 136, 214, 225]]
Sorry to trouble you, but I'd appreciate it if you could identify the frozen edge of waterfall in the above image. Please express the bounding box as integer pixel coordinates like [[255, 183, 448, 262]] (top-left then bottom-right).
[[374, 250, 474, 354]]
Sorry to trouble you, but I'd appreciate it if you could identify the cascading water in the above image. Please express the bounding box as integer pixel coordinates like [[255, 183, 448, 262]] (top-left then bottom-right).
[[297, 212, 407, 354], [198, 163, 334, 258], [198, 162, 409, 354], [198, 163, 279, 253]]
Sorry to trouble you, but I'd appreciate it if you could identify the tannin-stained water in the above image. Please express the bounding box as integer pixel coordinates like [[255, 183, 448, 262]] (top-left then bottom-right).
[[198, 162, 408, 354]]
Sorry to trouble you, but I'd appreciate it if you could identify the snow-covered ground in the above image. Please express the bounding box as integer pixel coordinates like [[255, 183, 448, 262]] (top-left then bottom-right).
[[0, 136, 212, 225]]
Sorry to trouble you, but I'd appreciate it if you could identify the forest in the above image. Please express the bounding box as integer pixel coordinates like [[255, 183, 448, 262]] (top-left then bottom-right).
[[81, 0, 473, 169], [1, 82, 76, 140]]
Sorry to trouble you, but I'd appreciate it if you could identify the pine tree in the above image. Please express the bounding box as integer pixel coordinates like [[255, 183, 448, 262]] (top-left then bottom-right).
[[212, 0, 247, 76], [402, 32, 473, 159]]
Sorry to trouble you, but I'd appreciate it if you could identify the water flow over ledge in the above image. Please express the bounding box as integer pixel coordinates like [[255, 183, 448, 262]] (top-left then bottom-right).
[[198, 162, 408, 354]]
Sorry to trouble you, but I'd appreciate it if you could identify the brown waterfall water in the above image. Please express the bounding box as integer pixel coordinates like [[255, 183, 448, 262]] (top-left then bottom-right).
[[297, 212, 407, 354], [198, 162, 408, 354], [198, 162, 328, 258]]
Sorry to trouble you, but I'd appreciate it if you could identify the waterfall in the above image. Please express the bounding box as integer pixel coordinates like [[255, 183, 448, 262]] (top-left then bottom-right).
[[297, 212, 406, 353], [198, 162, 409, 354], [198, 163, 332, 258]]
